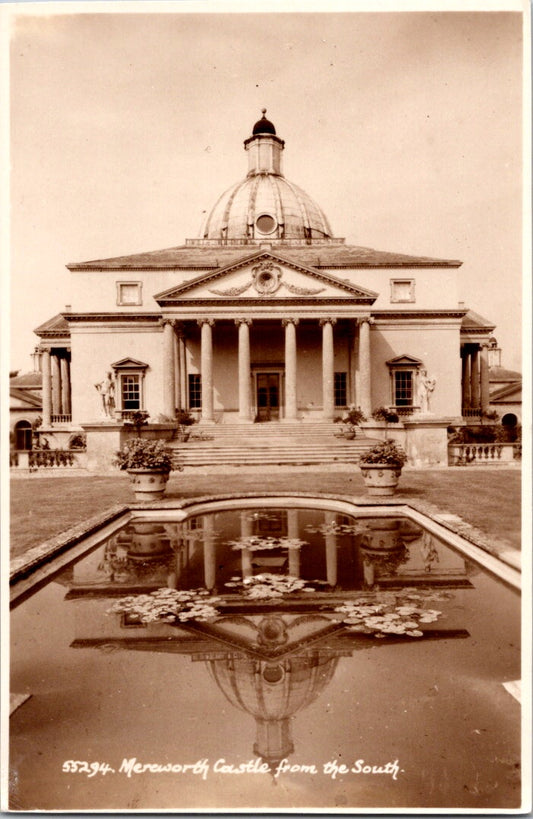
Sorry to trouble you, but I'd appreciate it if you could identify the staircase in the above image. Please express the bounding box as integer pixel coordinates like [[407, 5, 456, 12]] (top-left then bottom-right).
[[170, 422, 379, 468]]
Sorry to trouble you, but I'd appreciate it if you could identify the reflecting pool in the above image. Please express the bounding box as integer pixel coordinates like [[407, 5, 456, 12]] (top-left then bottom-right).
[[10, 505, 521, 811]]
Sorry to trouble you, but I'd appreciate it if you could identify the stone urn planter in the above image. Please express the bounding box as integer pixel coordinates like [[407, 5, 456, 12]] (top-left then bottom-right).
[[115, 438, 173, 501], [126, 468, 170, 500], [358, 440, 407, 497]]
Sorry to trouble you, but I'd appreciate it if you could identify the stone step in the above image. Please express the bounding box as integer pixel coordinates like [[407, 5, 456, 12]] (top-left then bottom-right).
[[171, 435, 378, 467], [174, 452, 366, 466], [180, 440, 369, 449], [185, 425, 367, 446], [188, 422, 344, 435]]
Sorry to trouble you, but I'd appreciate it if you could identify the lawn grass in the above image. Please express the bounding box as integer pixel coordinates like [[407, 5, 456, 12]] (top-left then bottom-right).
[[9, 467, 521, 560]]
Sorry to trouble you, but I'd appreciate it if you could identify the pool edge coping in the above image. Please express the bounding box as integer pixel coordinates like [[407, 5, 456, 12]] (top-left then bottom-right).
[[9, 504, 131, 586]]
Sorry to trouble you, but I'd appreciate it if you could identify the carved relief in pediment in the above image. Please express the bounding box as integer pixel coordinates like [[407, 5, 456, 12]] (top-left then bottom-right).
[[208, 261, 326, 298]]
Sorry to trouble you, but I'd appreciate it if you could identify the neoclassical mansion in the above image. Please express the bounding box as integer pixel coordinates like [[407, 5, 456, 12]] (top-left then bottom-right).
[[31, 111, 496, 468]]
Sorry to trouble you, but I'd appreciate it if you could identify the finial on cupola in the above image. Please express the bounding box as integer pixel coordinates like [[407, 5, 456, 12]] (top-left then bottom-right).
[[252, 109, 276, 136]]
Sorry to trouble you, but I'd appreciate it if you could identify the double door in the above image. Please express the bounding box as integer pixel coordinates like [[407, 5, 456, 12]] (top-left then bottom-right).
[[256, 372, 280, 421]]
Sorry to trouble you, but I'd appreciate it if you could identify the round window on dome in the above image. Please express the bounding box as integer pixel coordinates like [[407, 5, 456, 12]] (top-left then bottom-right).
[[255, 214, 277, 235]]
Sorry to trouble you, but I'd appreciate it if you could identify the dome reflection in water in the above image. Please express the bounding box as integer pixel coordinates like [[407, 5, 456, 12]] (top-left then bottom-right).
[[10, 506, 520, 810]]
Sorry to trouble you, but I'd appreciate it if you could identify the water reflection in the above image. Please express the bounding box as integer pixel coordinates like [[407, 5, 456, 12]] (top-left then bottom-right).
[[65, 508, 475, 596], [61, 507, 474, 768]]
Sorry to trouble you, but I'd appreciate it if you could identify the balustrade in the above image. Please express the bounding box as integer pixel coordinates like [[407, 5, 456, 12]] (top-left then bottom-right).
[[448, 442, 517, 465], [392, 406, 419, 417], [461, 407, 482, 418]]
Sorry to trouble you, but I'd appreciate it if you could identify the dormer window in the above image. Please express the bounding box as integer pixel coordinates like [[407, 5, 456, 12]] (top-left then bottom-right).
[[117, 281, 142, 306]]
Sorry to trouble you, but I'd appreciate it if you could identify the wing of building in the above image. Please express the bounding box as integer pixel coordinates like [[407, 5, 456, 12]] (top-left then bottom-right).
[[32, 111, 498, 468]]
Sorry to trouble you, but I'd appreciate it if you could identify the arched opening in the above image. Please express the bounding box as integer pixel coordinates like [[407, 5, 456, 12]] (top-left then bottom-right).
[[502, 413, 518, 428], [14, 420, 32, 451], [500, 413, 519, 442]]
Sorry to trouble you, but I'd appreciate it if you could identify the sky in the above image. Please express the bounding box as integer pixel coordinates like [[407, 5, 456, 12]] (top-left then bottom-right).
[[7, 4, 526, 373]]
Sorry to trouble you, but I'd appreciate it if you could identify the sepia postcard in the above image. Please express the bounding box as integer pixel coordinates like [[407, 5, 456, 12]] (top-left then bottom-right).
[[2, 1, 530, 813]]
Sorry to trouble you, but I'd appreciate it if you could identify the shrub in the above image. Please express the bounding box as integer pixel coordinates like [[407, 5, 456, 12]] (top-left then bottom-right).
[[175, 409, 197, 427], [123, 411, 150, 435], [334, 406, 367, 426], [69, 433, 87, 450], [359, 439, 408, 467], [372, 406, 400, 424], [114, 438, 173, 472]]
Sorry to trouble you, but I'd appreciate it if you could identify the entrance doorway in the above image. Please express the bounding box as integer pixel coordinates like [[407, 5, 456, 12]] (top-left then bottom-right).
[[256, 372, 280, 421]]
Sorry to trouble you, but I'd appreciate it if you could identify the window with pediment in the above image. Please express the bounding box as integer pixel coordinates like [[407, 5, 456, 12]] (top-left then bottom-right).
[[386, 355, 423, 409], [111, 358, 148, 415]]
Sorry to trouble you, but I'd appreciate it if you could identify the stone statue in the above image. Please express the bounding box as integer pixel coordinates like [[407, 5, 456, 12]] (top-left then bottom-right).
[[417, 369, 436, 414], [95, 372, 115, 418]]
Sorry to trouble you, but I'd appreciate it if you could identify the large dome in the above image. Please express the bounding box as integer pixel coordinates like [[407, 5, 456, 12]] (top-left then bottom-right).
[[201, 113, 333, 242], [202, 175, 332, 242]]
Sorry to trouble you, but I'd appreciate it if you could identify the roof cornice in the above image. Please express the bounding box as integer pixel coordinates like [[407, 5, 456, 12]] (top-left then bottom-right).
[[63, 313, 161, 323], [372, 309, 467, 320]]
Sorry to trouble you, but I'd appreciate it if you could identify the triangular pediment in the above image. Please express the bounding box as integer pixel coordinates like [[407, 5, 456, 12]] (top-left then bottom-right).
[[386, 354, 423, 367], [111, 357, 149, 370], [155, 250, 378, 304]]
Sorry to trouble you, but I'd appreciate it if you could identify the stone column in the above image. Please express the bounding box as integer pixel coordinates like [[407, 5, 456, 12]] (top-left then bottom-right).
[[352, 324, 360, 406], [287, 509, 300, 577], [51, 353, 62, 416], [42, 349, 52, 426], [283, 319, 298, 421], [161, 319, 176, 419], [60, 355, 71, 416], [240, 511, 253, 578], [470, 347, 480, 410], [461, 348, 471, 411], [203, 515, 216, 591], [480, 342, 490, 414], [178, 332, 187, 411], [324, 511, 338, 587], [358, 317, 373, 417], [320, 318, 336, 421], [198, 319, 215, 422], [173, 324, 182, 410], [236, 319, 252, 421]]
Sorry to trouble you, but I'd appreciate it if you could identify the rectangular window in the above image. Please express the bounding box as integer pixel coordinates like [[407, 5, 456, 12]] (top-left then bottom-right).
[[334, 371, 348, 407], [117, 282, 142, 306], [394, 371, 413, 406], [188, 373, 202, 409], [390, 279, 415, 303], [121, 374, 140, 410]]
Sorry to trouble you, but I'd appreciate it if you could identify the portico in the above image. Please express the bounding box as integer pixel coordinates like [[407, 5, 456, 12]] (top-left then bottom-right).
[[156, 312, 374, 424], [460, 311, 495, 417]]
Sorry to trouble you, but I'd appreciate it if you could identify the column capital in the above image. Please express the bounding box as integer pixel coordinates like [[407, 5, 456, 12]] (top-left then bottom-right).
[[281, 318, 299, 327], [234, 318, 253, 327], [159, 317, 178, 329], [319, 317, 337, 327], [197, 318, 215, 328], [358, 316, 375, 326]]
